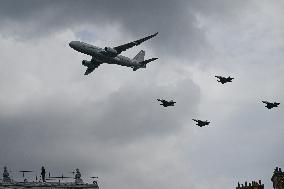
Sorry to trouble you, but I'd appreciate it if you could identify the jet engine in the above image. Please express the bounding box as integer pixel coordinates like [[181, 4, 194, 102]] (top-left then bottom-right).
[[104, 47, 118, 56], [82, 60, 92, 67]]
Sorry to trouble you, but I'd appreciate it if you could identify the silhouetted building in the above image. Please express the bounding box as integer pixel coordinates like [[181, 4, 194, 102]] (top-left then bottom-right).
[[236, 180, 264, 189], [1, 167, 98, 189], [2, 166, 11, 183], [236, 167, 284, 189], [271, 167, 284, 189], [75, 168, 83, 184]]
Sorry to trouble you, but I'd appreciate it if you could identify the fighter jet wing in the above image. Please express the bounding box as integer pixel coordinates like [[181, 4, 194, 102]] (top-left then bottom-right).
[[113, 32, 158, 54]]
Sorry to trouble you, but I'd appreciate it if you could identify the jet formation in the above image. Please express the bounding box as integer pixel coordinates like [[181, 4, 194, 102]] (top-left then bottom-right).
[[192, 119, 210, 127], [157, 99, 176, 107], [215, 76, 234, 84], [262, 101, 280, 109], [69, 32, 158, 75], [68, 32, 280, 128]]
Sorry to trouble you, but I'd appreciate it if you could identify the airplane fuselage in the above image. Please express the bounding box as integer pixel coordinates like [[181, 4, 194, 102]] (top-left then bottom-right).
[[69, 41, 141, 68], [262, 101, 280, 109], [193, 119, 210, 127], [161, 103, 175, 107], [157, 99, 176, 107]]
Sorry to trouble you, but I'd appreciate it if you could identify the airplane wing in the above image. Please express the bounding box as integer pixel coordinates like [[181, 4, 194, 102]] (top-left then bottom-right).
[[84, 58, 102, 75], [113, 32, 158, 54], [215, 76, 222, 79], [85, 67, 96, 75], [139, 58, 158, 66], [192, 119, 198, 122], [262, 101, 269, 104]]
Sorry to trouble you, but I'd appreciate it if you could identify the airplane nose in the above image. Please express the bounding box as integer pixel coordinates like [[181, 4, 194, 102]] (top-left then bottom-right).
[[69, 41, 80, 49], [69, 41, 76, 48]]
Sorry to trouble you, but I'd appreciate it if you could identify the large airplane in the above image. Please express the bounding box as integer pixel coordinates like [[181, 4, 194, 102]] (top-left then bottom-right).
[[215, 76, 234, 84], [69, 32, 159, 75], [157, 99, 176, 107], [262, 101, 280, 109], [192, 119, 210, 127]]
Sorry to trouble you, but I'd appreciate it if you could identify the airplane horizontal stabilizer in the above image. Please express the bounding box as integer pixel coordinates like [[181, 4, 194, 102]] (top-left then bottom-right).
[[139, 57, 158, 65]]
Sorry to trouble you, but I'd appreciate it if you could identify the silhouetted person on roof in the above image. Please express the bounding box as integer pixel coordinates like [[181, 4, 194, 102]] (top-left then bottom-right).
[[41, 166, 46, 182]]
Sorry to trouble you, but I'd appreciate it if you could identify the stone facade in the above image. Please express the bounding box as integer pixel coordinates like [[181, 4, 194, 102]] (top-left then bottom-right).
[[236, 180, 264, 189], [271, 167, 284, 189]]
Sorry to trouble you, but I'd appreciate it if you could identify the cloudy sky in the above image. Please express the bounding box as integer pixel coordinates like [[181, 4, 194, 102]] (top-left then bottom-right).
[[0, 0, 283, 189]]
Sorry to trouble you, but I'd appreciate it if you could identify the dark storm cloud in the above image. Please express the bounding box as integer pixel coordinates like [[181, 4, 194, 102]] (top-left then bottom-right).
[[0, 76, 200, 178], [2, 1, 282, 189], [0, 0, 244, 59], [89, 78, 200, 144]]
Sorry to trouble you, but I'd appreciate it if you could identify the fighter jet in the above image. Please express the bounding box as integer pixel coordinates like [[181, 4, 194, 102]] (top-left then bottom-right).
[[192, 119, 210, 127], [215, 76, 234, 84], [262, 101, 280, 109], [157, 99, 176, 107], [69, 32, 159, 75]]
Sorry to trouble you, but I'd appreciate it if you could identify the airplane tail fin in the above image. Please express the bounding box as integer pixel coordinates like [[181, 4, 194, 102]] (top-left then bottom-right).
[[133, 50, 145, 62]]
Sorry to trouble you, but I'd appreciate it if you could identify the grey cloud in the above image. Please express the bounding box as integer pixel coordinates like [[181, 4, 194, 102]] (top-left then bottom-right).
[[0, 76, 200, 180], [0, 0, 208, 59], [0, 1, 283, 189], [0, 0, 253, 60], [90, 78, 200, 144], [185, 101, 284, 188]]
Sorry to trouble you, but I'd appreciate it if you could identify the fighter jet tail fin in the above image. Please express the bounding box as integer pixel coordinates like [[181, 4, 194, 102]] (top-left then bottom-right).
[[133, 50, 145, 62]]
